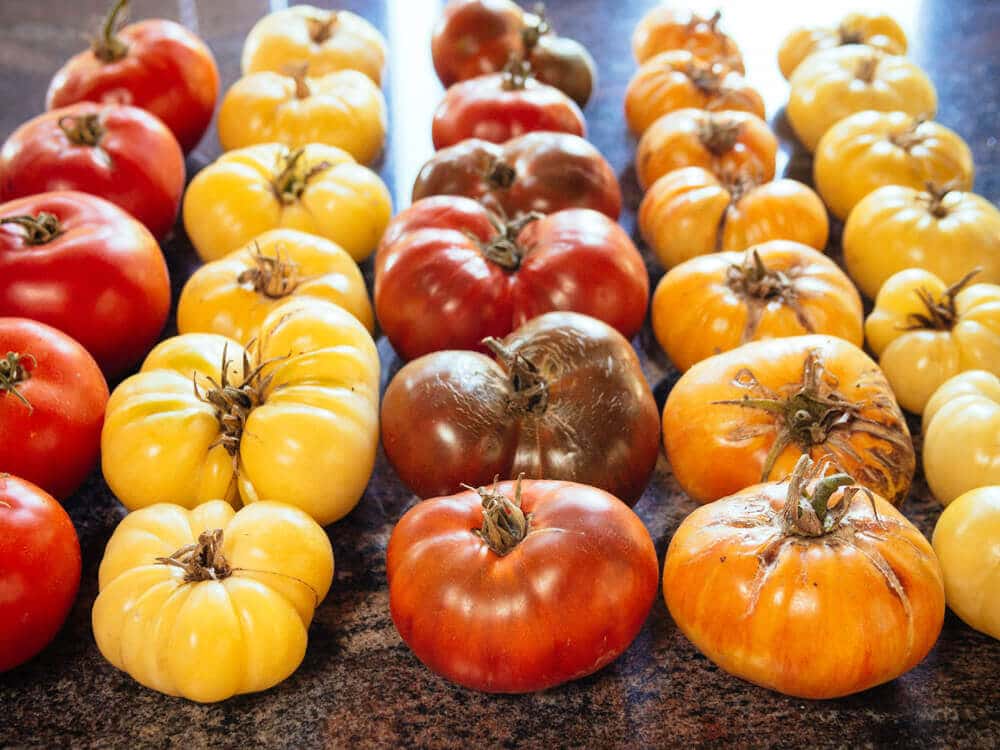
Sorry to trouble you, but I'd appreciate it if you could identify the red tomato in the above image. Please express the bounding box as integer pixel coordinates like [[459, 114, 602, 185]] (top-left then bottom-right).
[[387, 478, 659, 693], [432, 64, 586, 149], [0, 474, 82, 672], [375, 196, 648, 360], [0, 319, 108, 499], [1, 103, 185, 240], [432, 0, 526, 87], [0, 191, 170, 378], [45, 0, 219, 153]]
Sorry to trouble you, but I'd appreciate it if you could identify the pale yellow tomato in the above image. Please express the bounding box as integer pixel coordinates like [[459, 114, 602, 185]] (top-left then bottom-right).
[[241, 5, 387, 85], [844, 185, 1000, 299], [778, 12, 907, 80], [932, 486, 1000, 641], [183, 143, 391, 263], [815, 110, 974, 221], [787, 45, 936, 152], [93, 500, 334, 702], [101, 297, 380, 526], [922, 370, 1000, 505]]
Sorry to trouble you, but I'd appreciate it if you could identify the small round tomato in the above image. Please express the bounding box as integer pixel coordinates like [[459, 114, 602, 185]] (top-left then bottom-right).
[[636, 108, 777, 190], [632, 8, 743, 69], [411, 131, 621, 219], [778, 12, 907, 80], [0, 474, 82, 672], [0, 319, 108, 499], [375, 196, 648, 360], [0, 191, 169, 378], [1, 102, 185, 240], [46, 0, 219, 153], [526, 31, 596, 109], [387, 477, 659, 693]]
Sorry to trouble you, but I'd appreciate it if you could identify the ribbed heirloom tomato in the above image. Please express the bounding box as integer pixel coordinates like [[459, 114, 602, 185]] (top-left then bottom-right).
[[632, 8, 743, 70], [375, 196, 648, 360], [387, 478, 659, 693], [778, 11, 908, 79]]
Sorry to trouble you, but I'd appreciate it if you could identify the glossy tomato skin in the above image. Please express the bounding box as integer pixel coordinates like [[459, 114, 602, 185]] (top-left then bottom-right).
[[0, 475, 82, 672], [528, 34, 597, 109], [1, 103, 185, 240], [375, 196, 648, 360], [412, 132, 621, 219], [387, 479, 659, 693], [0, 191, 170, 379], [382, 312, 660, 504], [432, 73, 585, 150], [46, 19, 220, 153], [0, 319, 108, 499], [432, 0, 525, 87]]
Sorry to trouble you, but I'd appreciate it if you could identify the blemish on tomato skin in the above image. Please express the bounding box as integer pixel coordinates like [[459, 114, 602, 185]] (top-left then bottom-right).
[[719, 555, 727, 563]]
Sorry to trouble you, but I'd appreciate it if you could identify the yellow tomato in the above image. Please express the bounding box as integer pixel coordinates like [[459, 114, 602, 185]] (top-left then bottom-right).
[[844, 185, 1000, 299], [241, 5, 387, 85], [183, 143, 391, 263], [815, 111, 974, 221], [932, 486, 1000, 641], [218, 68, 386, 164], [787, 46, 936, 152], [778, 12, 907, 80], [922, 370, 1000, 505], [101, 297, 380, 526], [178, 228, 374, 343], [93, 500, 334, 702], [866, 269, 1000, 414]]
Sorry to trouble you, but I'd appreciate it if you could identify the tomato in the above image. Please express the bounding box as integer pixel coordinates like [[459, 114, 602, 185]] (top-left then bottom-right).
[[411, 132, 620, 219], [387, 478, 659, 693], [431, 63, 586, 150], [814, 110, 974, 221], [932, 486, 1000, 640], [178, 228, 373, 344], [663, 334, 915, 506], [632, 8, 742, 70], [182, 143, 391, 263], [638, 167, 827, 269], [101, 298, 379, 526], [46, 0, 219, 153], [652, 242, 862, 372], [843, 185, 1000, 299], [382, 312, 660, 504], [375, 196, 648, 360], [787, 46, 937, 152], [1, 102, 184, 240], [218, 68, 386, 165], [635, 108, 776, 191], [93, 500, 333, 702], [625, 50, 764, 136], [778, 12, 908, 80], [241, 5, 387, 85], [922, 371, 1000, 505], [0, 191, 169, 379], [664, 455, 944, 699], [866, 269, 1000, 414], [526, 30, 596, 109]]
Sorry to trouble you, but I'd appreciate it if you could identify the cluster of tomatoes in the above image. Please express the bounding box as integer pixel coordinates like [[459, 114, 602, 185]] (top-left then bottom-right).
[[0, 0, 997, 709]]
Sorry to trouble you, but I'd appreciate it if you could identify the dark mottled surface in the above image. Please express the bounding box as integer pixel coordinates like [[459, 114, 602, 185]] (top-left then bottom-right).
[[1, 1, 999, 748]]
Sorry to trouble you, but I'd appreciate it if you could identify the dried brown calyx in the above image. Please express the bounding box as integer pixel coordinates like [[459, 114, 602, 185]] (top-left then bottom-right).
[[466, 475, 531, 556], [483, 337, 549, 415], [484, 158, 517, 190], [271, 148, 331, 205], [306, 12, 338, 45], [92, 0, 130, 63], [284, 62, 311, 98], [726, 248, 813, 343], [902, 268, 980, 331], [476, 212, 542, 271], [0, 212, 64, 245], [855, 54, 879, 83], [699, 115, 742, 156], [0, 351, 34, 411], [237, 243, 301, 298], [58, 114, 105, 147], [501, 56, 534, 90], [836, 23, 866, 46], [887, 117, 927, 151], [521, 4, 552, 52], [156, 529, 232, 582], [920, 181, 962, 219], [780, 455, 875, 537]]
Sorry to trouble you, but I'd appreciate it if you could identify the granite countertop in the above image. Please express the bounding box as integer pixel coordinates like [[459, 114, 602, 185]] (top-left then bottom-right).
[[1, 1, 998, 748]]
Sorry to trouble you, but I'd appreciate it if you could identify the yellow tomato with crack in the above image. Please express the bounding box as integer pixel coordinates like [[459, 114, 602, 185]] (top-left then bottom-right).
[[93, 500, 334, 702]]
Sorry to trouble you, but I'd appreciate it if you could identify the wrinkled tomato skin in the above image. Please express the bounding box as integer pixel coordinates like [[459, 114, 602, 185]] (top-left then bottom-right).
[[432, 0, 525, 87], [1, 103, 185, 240]]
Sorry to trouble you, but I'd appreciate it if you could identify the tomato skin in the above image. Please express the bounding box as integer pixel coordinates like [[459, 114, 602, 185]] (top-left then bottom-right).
[[46, 18, 219, 154], [778, 12, 907, 80], [0, 475, 82, 673], [387, 479, 659, 693], [1, 103, 185, 240], [432, 0, 526, 87], [0, 191, 169, 379], [632, 7, 743, 69], [375, 196, 648, 360]]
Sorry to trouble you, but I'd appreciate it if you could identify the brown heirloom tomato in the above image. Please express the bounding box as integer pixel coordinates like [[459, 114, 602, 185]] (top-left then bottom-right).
[[662, 335, 915, 506], [632, 8, 743, 70], [664, 456, 944, 699], [375, 196, 648, 360], [412, 132, 620, 219], [387, 478, 659, 693], [652, 241, 863, 372], [382, 312, 660, 504]]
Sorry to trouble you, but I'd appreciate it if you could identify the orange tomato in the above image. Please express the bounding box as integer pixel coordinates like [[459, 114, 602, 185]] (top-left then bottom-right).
[[632, 8, 742, 70], [778, 12, 908, 80], [662, 334, 915, 506], [652, 241, 862, 371], [639, 167, 827, 269]]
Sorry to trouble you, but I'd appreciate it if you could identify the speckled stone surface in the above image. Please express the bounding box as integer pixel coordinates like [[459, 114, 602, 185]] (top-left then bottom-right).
[[1, 1, 998, 748]]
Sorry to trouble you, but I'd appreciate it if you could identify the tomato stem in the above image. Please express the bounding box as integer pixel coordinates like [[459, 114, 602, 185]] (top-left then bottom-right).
[[855, 55, 879, 84], [285, 63, 311, 98], [238, 242, 301, 298], [92, 0, 130, 63], [306, 12, 338, 45], [156, 529, 232, 582], [782, 455, 876, 537], [836, 23, 865, 45], [467, 475, 530, 556], [887, 118, 927, 152], [726, 248, 813, 343], [521, 4, 551, 52], [698, 114, 742, 156], [484, 158, 517, 190], [478, 212, 541, 270], [58, 114, 105, 147], [0, 212, 64, 245], [921, 181, 962, 219], [502, 57, 534, 90], [483, 337, 549, 414], [0, 352, 35, 412], [272, 148, 332, 204], [903, 268, 981, 331]]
